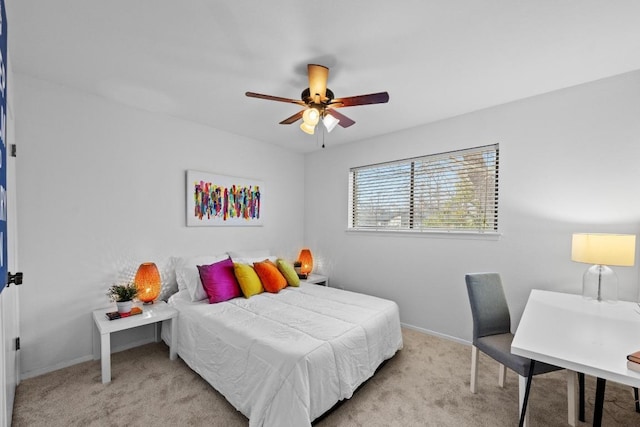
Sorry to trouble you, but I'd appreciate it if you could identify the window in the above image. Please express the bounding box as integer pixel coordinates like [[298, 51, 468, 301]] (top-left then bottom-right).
[[348, 144, 499, 233]]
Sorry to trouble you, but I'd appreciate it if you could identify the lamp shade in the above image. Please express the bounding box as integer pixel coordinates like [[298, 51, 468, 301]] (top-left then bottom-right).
[[300, 121, 316, 135], [297, 249, 313, 275], [135, 262, 161, 303], [571, 233, 636, 266], [322, 114, 340, 133], [302, 108, 320, 126]]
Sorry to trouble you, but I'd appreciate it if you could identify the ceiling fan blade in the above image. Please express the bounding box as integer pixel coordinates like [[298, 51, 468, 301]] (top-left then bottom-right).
[[330, 91, 389, 108], [246, 92, 307, 106], [308, 64, 329, 102], [326, 109, 355, 128], [279, 110, 305, 125]]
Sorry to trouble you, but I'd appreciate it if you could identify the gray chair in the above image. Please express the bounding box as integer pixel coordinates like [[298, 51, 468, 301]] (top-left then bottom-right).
[[465, 273, 565, 426]]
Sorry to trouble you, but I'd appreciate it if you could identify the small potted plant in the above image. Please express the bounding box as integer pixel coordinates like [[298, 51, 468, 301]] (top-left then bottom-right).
[[107, 282, 138, 314]]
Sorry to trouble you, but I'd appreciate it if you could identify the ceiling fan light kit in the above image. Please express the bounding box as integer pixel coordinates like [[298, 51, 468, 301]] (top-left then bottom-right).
[[300, 121, 316, 135], [246, 63, 389, 137], [302, 107, 320, 125], [322, 114, 340, 133]]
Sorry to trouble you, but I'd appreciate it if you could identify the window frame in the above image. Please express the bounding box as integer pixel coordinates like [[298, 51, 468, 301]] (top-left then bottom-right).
[[347, 144, 500, 235]]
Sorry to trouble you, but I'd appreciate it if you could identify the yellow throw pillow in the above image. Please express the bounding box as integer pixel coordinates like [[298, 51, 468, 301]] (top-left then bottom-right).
[[233, 263, 264, 298], [276, 258, 300, 287]]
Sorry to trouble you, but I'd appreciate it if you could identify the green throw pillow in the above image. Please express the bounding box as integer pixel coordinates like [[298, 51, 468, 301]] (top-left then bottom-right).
[[276, 258, 300, 287]]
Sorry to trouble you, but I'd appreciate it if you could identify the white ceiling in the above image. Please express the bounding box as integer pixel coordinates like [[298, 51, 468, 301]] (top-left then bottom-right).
[[8, 1, 640, 153]]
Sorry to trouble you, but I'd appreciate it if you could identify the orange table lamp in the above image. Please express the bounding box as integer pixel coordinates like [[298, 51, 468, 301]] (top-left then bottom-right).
[[135, 262, 161, 303], [298, 249, 313, 276]]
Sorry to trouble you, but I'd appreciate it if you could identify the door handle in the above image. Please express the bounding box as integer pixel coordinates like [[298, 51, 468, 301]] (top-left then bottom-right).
[[7, 271, 23, 287]]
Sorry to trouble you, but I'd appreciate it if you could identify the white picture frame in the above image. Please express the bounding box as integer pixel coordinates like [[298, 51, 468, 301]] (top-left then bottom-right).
[[186, 170, 263, 227]]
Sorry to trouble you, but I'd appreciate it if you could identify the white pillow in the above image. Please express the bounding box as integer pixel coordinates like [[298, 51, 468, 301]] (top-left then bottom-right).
[[174, 254, 228, 302], [157, 257, 178, 301]]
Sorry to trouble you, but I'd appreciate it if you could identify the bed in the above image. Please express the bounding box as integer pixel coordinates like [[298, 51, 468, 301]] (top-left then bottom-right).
[[163, 282, 403, 427]]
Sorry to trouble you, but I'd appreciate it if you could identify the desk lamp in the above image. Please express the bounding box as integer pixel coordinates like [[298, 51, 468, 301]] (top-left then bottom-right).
[[571, 233, 636, 302]]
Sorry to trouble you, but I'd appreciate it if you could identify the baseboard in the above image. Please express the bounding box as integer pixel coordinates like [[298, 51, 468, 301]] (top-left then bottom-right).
[[110, 337, 158, 354], [21, 337, 157, 380], [401, 322, 471, 346], [21, 354, 94, 380]]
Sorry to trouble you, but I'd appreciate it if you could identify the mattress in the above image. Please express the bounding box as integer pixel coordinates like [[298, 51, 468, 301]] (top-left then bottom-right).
[[164, 283, 403, 427]]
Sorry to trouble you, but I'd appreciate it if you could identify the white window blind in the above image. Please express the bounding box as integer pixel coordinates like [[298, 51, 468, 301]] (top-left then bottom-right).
[[348, 144, 499, 233]]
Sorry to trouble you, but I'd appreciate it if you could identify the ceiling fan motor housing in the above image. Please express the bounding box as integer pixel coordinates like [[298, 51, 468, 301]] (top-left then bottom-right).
[[301, 88, 334, 105]]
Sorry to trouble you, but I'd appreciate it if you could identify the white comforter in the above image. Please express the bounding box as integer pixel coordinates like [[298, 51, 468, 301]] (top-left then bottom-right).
[[165, 283, 403, 427]]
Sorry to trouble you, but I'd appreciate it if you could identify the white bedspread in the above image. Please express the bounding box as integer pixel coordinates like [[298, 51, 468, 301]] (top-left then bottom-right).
[[164, 283, 402, 427]]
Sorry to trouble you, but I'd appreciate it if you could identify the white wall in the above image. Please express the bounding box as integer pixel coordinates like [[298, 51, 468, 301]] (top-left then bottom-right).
[[14, 68, 640, 376], [14, 75, 305, 377], [305, 70, 640, 343]]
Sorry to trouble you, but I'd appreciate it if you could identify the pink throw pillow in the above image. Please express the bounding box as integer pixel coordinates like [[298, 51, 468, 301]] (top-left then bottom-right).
[[197, 257, 242, 303]]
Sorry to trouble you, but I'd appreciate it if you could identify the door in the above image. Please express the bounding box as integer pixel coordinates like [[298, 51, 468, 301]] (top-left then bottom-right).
[[1, 107, 17, 427], [0, 1, 17, 425]]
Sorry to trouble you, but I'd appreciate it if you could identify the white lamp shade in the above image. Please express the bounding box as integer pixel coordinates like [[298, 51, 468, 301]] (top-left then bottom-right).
[[571, 233, 636, 266], [323, 114, 340, 133]]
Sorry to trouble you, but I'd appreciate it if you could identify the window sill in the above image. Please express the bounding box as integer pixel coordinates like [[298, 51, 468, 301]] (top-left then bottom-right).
[[345, 228, 501, 240]]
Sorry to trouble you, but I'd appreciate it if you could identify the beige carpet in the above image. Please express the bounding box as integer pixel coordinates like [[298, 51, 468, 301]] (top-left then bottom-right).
[[12, 328, 640, 426]]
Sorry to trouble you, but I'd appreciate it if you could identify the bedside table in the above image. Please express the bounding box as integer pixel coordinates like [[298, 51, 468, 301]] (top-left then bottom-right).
[[301, 273, 329, 287], [92, 301, 178, 383]]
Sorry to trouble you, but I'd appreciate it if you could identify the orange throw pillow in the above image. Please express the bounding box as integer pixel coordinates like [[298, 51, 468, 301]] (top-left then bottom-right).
[[253, 260, 287, 293]]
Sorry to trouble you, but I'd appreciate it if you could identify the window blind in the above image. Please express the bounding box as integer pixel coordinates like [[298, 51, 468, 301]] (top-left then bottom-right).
[[348, 144, 499, 233]]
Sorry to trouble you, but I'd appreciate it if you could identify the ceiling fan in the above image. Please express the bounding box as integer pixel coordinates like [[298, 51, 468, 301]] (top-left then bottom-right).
[[246, 64, 389, 135]]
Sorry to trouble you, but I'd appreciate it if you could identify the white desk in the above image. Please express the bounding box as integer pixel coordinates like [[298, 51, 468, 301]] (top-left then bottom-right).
[[92, 301, 178, 383], [512, 290, 640, 426]]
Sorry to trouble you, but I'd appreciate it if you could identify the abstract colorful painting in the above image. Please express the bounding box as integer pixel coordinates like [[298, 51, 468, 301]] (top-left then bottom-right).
[[186, 170, 263, 226]]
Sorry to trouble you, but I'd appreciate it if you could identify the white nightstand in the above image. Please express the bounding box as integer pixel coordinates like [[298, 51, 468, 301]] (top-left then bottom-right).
[[92, 300, 178, 383], [300, 273, 329, 287]]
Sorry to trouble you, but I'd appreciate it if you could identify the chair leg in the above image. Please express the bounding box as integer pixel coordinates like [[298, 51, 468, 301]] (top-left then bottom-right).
[[518, 374, 531, 427], [498, 363, 507, 387], [634, 387, 639, 413], [578, 373, 585, 422], [470, 345, 479, 393], [593, 377, 606, 427]]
